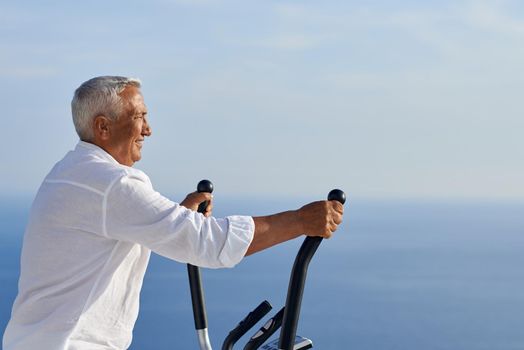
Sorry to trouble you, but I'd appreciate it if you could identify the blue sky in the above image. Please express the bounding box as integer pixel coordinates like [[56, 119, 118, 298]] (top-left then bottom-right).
[[1, 0, 523, 199]]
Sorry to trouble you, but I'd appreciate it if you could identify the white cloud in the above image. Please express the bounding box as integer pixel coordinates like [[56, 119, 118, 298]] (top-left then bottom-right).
[[268, 1, 524, 55], [464, 0, 524, 36]]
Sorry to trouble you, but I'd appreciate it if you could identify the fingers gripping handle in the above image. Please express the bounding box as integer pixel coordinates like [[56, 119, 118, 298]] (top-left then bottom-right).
[[197, 179, 214, 213], [278, 189, 346, 350]]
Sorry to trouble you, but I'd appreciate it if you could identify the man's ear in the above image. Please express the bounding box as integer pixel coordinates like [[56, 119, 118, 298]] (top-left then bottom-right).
[[93, 115, 111, 140]]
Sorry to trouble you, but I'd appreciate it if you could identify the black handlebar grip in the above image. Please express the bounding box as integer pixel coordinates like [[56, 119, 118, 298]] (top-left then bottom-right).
[[197, 179, 213, 213], [197, 179, 214, 193], [327, 188, 346, 204]]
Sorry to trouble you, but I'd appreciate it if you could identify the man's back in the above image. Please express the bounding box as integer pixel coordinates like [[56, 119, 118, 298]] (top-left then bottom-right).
[[4, 142, 151, 349]]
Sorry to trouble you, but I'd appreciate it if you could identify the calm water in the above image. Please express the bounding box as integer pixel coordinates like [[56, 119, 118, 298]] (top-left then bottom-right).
[[1, 196, 523, 349]]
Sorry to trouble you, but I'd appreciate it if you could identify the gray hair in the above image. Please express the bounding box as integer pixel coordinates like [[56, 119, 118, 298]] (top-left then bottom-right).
[[71, 76, 141, 140]]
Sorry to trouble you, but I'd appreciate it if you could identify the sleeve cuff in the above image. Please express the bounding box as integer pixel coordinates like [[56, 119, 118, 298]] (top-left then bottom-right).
[[218, 215, 255, 267]]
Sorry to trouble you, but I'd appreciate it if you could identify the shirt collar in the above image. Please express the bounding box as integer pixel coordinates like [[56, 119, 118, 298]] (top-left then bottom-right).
[[76, 141, 121, 166]]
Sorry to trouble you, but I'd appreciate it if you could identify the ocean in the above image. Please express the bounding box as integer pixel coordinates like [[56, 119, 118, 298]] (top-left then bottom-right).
[[1, 196, 523, 349]]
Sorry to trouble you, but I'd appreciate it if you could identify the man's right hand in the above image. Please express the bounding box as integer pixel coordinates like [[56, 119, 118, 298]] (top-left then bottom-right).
[[297, 200, 344, 239], [248, 198, 345, 256]]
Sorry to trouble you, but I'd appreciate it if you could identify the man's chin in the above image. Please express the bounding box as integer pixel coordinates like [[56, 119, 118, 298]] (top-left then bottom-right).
[[132, 153, 142, 164]]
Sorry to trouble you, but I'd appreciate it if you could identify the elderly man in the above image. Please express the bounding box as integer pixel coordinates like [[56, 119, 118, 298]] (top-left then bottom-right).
[[3, 76, 344, 350]]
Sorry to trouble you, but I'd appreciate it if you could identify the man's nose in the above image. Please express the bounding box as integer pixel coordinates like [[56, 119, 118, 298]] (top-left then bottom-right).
[[143, 118, 152, 136]]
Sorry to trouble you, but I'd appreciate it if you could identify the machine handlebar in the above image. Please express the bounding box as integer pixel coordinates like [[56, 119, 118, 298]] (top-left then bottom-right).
[[278, 189, 346, 350]]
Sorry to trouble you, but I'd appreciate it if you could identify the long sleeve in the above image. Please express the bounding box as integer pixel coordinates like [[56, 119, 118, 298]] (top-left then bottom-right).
[[104, 174, 254, 268]]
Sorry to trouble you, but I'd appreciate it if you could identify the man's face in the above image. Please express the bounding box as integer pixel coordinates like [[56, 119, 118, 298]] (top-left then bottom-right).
[[107, 86, 151, 166]]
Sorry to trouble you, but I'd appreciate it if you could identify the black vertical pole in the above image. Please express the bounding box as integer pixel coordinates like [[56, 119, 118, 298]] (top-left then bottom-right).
[[278, 189, 346, 350], [187, 180, 214, 349], [187, 264, 208, 330]]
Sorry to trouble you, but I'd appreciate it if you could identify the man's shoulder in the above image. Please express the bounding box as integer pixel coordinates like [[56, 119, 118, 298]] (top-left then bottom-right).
[[45, 146, 149, 194]]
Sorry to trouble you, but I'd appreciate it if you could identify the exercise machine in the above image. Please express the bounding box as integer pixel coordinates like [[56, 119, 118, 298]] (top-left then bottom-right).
[[187, 180, 346, 350]]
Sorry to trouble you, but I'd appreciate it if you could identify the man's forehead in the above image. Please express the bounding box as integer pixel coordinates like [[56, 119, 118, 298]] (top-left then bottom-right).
[[119, 85, 142, 99], [120, 85, 146, 110]]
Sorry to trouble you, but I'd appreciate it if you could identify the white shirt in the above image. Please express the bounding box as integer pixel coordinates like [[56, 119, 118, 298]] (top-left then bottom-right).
[[3, 141, 254, 350]]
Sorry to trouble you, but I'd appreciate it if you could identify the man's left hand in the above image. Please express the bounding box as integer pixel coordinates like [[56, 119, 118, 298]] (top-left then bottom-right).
[[180, 192, 213, 217]]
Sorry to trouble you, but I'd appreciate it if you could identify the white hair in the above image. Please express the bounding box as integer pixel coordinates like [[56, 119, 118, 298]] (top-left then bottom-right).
[[71, 76, 142, 140]]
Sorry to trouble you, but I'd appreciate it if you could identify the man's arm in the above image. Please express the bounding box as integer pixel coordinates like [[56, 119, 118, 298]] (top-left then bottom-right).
[[181, 192, 345, 257], [246, 200, 344, 256]]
